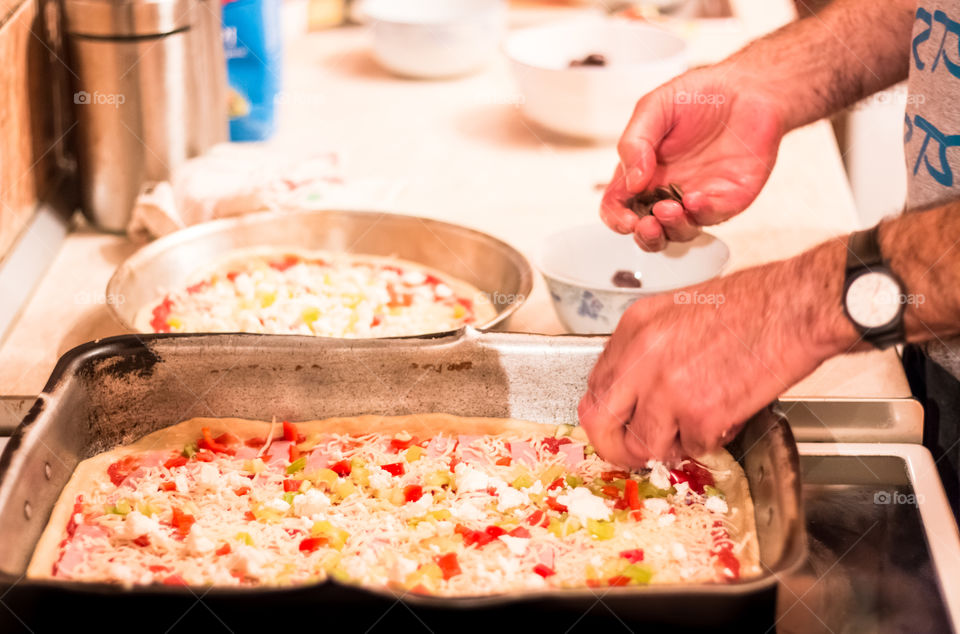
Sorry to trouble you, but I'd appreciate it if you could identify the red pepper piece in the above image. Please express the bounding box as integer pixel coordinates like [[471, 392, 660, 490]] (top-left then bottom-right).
[[607, 576, 631, 587], [669, 458, 715, 494], [162, 574, 188, 586], [269, 255, 300, 272], [160, 481, 177, 492], [600, 485, 621, 499], [283, 479, 300, 492], [194, 449, 216, 462], [198, 427, 233, 455], [508, 526, 531, 538], [215, 544, 231, 556], [495, 456, 512, 466], [234, 486, 250, 496], [164, 455, 188, 470], [150, 296, 174, 332], [540, 437, 572, 454], [526, 510, 545, 526], [629, 510, 644, 521], [545, 497, 568, 513], [485, 525, 507, 538], [282, 421, 304, 443], [533, 564, 555, 578], [299, 537, 329, 553], [619, 548, 645, 563], [243, 511, 256, 521], [381, 462, 405, 477], [403, 485, 424, 503], [624, 479, 642, 510], [601, 470, 630, 482], [289, 444, 301, 463], [186, 281, 207, 294], [170, 507, 195, 537], [548, 477, 566, 491], [106, 455, 142, 487], [389, 436, 419, 452], [133, 535, 151, 548], [435, 553, 461, 580], [329, 460, 352, 477]]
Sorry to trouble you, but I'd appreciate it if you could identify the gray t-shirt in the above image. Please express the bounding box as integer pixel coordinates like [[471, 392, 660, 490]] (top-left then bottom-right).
[[905, 0, 960, 379]]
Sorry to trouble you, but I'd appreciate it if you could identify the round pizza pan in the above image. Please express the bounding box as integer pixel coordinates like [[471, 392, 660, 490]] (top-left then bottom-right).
[[106, 209, 534, 336]]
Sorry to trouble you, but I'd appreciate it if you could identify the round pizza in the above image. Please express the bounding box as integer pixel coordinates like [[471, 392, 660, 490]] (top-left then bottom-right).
[[29, 415, 760, 594], [136, 249, 498, 337]]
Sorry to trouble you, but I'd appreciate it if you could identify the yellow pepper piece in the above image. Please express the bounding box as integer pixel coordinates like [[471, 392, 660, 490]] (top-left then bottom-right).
[[587, 519, 615, 540], [311, 520, 349, 549], [301, 306, 320, 324], [405, 446, 425, 463]]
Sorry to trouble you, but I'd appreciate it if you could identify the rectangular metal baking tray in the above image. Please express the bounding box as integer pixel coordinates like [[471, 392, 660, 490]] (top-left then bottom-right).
[[0, 329, 804, 630]]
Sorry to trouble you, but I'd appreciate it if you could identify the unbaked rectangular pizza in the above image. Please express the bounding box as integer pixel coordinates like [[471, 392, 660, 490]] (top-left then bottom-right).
[[28, 415, 760, 594]]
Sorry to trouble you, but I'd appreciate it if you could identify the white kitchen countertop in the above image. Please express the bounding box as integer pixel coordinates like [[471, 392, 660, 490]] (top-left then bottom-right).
[[0, 2, 911, 399]]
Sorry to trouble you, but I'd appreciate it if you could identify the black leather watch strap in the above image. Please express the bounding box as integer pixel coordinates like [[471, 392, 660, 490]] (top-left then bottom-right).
[[845, 225, 884, 272]]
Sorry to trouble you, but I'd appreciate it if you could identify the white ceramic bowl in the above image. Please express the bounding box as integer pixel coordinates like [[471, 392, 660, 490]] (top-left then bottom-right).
[[505, 18, 687, 140], [364, 0, 506, 79], [538, 224, 730, 334]]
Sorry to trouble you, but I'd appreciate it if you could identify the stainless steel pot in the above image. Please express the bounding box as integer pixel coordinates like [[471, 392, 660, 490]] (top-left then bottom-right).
[[64, 0, 227, 232]]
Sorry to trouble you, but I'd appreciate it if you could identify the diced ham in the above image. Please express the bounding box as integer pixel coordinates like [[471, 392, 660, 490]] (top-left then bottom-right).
[[233, 446, 258, 460], [531, 543, 555, 569], [510, 441, 537, 468], [305, 450, 327, 472], [457, 435, 481, 449], [426, 435, 455, 459], [54, 524, 109, 578], [558, 443, 585, 469], [460, 445, 490, 468], [265, 441, 292, 466]]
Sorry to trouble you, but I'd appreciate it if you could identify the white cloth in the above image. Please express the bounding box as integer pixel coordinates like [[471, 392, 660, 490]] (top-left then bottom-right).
[[127, 143, 404, 242]]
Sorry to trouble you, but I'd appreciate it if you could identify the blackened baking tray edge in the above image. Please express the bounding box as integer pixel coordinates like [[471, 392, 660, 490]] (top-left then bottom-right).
[[0, 329, 805, 628]]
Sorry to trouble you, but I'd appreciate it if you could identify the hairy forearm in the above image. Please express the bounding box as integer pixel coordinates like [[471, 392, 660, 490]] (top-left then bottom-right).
[[781, 204, 960, 359], [718, 0, 916, 130], [880, 203, 960, 340]]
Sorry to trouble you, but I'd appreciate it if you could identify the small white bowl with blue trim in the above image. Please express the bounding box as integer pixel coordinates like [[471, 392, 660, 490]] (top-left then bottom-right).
[[538, 223, 730, 334]]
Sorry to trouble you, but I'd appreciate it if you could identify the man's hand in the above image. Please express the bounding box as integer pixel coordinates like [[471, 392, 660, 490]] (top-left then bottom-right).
[[602, 0, 917, 252], [602, 67, 786, 252], [577, 242, 856, 466]]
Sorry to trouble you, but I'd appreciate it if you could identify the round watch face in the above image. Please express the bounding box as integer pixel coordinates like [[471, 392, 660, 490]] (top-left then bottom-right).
[[845, 271, 903, 328]]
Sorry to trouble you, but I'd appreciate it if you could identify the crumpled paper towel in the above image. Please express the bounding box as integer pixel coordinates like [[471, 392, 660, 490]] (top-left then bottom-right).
[[128, 143, 404, 242]]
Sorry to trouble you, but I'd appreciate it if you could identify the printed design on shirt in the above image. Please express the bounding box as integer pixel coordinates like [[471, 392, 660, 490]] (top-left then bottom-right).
[[905, 115, 960, 187], [912, 7, 960, 77]]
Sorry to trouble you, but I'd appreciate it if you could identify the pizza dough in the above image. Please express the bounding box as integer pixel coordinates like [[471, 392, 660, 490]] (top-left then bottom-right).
[[30, 415, 760, 593], [135, 248, 499, 337]]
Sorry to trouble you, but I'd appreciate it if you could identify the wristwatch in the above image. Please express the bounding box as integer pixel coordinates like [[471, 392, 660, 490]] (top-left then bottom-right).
[[842, 226, 907, 349]]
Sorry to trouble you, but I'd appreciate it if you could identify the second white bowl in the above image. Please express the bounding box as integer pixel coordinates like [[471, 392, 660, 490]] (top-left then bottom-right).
[[365, 0, 507, 79], [506, 18, 687, 140]]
